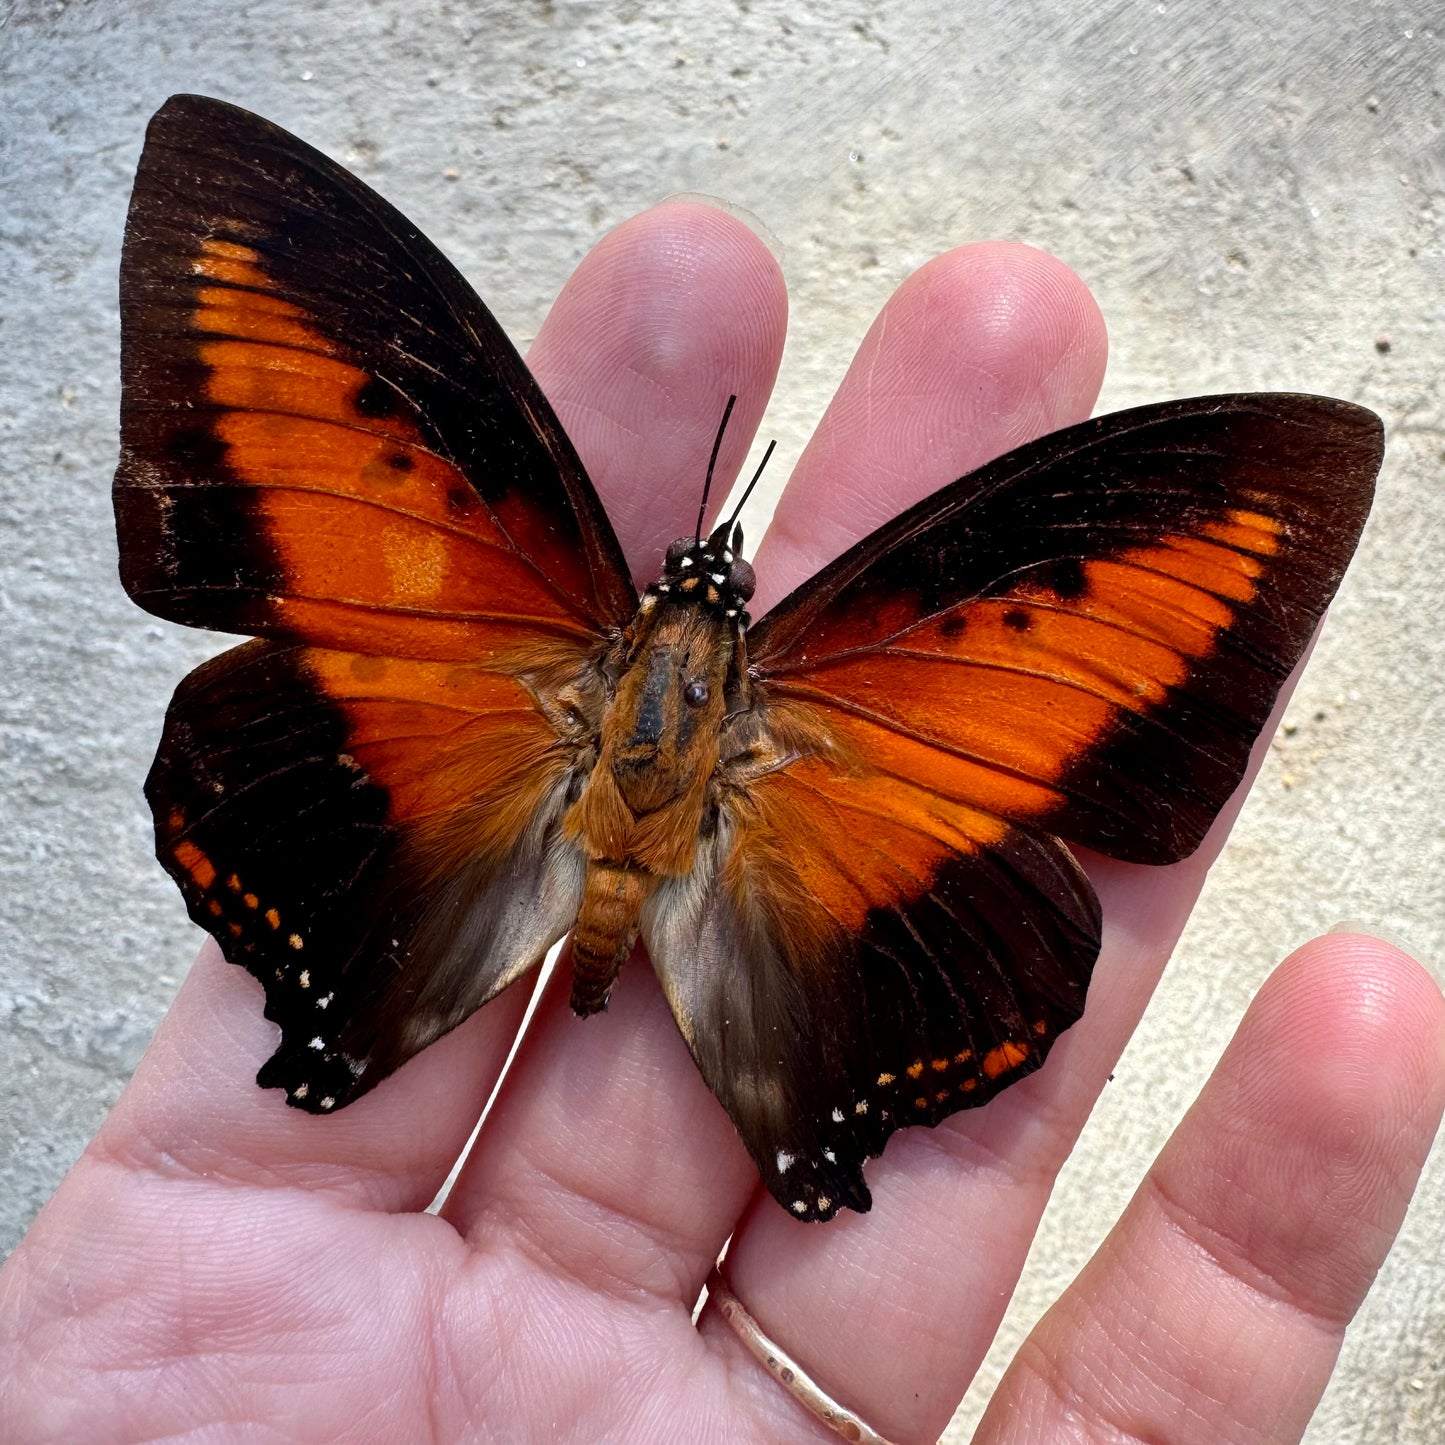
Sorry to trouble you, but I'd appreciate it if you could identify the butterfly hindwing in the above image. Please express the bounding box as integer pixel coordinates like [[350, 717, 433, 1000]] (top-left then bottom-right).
[[746, 394, 1382, 863], [150, 638, 592, 1109], [114, 94, 635, 656], [645, 747, 1099, 1220]]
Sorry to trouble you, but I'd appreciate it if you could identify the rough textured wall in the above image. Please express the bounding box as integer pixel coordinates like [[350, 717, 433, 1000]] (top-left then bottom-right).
[[1, 2, 1440, 1439]]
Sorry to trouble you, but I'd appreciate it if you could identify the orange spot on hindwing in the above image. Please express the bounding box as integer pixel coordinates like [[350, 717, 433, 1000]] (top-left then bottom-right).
[[983, 1040, 1031, 1079], [172, 840, 216, 892]]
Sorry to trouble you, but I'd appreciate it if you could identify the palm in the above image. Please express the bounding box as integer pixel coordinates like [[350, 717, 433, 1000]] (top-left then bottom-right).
[[3, 205, 1440, 1445]]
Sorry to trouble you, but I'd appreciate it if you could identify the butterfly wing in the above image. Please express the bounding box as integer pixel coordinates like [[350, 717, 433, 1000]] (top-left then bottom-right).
[[747, 394, 1382, 863], [116, 95, 633, 1108], [115, 93, 634, 652], [152, 640, 589, 1108], [644, 750, 1099, 1219], [648, 394, 1380, 1216]]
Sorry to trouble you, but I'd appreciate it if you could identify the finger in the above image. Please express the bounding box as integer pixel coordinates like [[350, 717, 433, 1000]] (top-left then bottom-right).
[[92, 203, 786, 1217], [528, 200, 787, 575], [446, 243, 1107, 1306], [974, 935, 1445, 1444]]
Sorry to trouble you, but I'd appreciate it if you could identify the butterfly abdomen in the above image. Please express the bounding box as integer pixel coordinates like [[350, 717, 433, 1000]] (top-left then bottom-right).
[[570, 861, 660, 1014]]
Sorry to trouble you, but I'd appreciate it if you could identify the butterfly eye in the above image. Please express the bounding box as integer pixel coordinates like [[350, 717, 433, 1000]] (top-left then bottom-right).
[[683, 679, 710, 709], [665, 537, 695, 570], [729, 559, 756, 603]]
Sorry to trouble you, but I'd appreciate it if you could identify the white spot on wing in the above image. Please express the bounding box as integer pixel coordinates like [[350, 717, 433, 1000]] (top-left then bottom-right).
[[776, 1150, 795, 1173]]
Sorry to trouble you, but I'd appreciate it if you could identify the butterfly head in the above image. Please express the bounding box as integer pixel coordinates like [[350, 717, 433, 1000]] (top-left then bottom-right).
[[645, 521, 757, 627], [642, 397, 772, 630]]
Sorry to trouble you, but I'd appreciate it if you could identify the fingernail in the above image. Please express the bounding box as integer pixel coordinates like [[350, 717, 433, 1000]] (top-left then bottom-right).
[[658, 192, 785, 264], [1327, 919, 1416, 953]]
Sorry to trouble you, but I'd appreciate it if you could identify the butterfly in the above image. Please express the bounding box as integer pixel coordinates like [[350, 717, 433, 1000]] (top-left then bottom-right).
[[115, 94, 1382, 1221]]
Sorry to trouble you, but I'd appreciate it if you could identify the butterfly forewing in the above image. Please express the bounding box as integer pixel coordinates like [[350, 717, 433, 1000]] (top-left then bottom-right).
[[747, 395, 1382, 862], [115, 94, 635, 648]]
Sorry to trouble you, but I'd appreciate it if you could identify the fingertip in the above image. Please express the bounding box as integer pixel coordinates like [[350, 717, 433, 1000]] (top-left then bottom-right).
[[656, 191, 786, 267], [1236, 932, 1445, 1131], [528, 200, 788, 571], [894, 241, 1109, 439], [1151, 931, 1445, 1326], [1250, 931, 1445, 1066]]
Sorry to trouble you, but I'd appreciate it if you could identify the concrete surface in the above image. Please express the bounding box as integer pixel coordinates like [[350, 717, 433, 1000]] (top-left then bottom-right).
[[2, 1, 1441, 1439]]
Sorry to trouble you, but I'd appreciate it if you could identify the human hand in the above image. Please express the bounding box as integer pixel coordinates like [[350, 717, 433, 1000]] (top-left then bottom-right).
[[3, 204, 1441, 1444]]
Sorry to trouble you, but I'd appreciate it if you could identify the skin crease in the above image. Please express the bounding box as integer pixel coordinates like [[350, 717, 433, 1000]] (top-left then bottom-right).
[[2, 202, 1442, 1444]]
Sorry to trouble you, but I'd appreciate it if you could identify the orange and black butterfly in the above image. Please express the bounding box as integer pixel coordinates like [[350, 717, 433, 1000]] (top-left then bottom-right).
[[115, 95, 1382, 1221]]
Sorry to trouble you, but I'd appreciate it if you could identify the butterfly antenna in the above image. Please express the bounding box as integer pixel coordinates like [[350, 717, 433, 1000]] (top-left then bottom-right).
[[724, 438, 776, 535], [696, 394, 738, 544]]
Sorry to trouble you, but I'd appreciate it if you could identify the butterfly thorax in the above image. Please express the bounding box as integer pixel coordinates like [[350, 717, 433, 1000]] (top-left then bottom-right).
[[564, 526, 755, 1015]]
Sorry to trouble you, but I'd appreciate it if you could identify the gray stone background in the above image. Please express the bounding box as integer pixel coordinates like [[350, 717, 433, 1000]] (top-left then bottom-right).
[[2, 1, 1441, 1439]]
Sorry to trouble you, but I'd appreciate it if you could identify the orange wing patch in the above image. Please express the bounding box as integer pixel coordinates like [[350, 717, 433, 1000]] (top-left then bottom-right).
[[748, 395, 1378, 865], [730, 756, 1052, 1109], [184, 241, 600, 659], [771, 516, 1285, 831], [725, 752, 1009, 954], [298, 647, 576, 881]]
